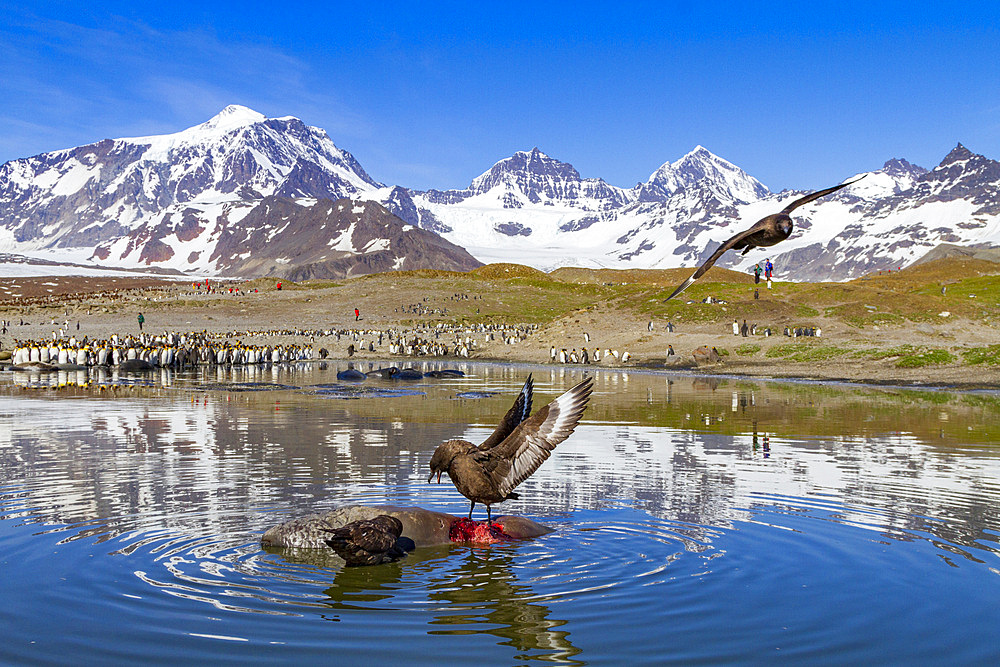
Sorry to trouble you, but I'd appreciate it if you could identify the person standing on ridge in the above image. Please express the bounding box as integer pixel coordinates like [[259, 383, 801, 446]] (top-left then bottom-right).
[[355, 308, 360, 321]]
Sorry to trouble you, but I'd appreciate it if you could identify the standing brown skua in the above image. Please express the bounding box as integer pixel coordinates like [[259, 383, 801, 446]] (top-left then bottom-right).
[[428, 375, 593, 524], [665, 175, 866, 301]]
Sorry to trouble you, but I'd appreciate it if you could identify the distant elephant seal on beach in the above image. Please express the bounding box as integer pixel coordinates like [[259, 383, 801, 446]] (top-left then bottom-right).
[[261, 505, 553, 550], [425, 369, 465, 378], [367, 367, 400, 379], [12, 361, 59, 372], [118, 359, 155, 371]]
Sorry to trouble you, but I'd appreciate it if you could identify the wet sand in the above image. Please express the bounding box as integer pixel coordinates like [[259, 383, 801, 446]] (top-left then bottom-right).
[[1, 275, 998, 390]]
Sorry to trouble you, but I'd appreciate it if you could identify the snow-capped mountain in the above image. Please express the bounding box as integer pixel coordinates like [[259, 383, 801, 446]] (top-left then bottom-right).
[[0, 105, 482, 277], [1, 105, 999, 281], [383, 146, 770, 270], [637, 145, 769, 203], [0, 105, 381, 249], [383, 143, 1000, 281], [91, 196, 481, 279], [748, 145, 1000, 280]]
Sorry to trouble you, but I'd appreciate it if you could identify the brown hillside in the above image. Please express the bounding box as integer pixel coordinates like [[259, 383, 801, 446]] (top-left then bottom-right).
[[851, 258, 1000, 290], [470, 263, 552, 280]]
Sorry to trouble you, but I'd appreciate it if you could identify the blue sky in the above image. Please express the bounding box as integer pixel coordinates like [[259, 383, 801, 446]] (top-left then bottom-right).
[[3, 1, 1000, 192]]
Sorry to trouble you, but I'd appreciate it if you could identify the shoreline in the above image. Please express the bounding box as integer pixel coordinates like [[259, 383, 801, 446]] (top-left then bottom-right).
[[456, 355, 1000, 393], [1, 273, 998, 392], [5, 349, 998, 395]]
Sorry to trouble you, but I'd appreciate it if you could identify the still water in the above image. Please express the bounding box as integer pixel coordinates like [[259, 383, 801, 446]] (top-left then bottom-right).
[[2, 362, 1000, 664]]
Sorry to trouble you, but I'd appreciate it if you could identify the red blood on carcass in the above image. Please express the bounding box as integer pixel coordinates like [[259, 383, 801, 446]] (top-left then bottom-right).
[[448, 518, 514, 544]]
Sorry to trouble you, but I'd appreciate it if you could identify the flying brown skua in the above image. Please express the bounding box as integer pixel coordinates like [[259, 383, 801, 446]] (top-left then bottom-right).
[[665, 175, 866, 301], [428, 375, 593, 524]]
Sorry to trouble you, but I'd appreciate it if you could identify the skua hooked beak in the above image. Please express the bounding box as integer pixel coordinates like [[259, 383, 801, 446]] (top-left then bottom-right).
[[428, 470, 441, 483]]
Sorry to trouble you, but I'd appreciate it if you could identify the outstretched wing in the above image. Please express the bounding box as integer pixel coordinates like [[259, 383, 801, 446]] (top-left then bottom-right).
[[664, 225, 765, 301], [479, 374, 534, 451], [485, 376, 594, 496], [666, 174, 867, 302], [780, 175, 866, 214]]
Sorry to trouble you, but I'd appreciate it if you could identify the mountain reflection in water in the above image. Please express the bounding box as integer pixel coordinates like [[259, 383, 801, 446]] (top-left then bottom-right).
[[1, 362, 999, 663]]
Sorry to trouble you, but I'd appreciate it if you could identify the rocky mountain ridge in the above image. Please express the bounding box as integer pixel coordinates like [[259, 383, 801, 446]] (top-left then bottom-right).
[[2, 106, 1000, 281]]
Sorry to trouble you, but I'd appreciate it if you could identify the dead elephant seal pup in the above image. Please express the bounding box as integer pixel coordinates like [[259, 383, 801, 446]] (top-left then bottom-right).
[[260, 505, 553, 550]]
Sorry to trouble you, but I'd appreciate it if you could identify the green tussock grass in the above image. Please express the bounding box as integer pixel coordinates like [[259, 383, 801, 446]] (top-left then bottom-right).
[[961, 345, 1000, 366], [895, 348, 956, 368], [734, 343, 761, 356], [766, 344, 850, 362], [854, 344, 957, 367]]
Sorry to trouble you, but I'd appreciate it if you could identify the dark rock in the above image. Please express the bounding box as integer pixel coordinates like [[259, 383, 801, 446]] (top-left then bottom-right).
[[308, 385, 425, 399], [198, 382, 299, 392], [454, 391, 499, 399]]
